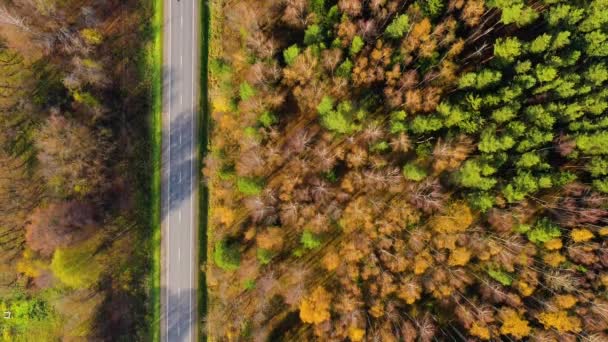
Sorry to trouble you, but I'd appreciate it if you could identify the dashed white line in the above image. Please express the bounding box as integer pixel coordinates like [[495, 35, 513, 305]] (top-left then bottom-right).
[[165, 0, 172, 340], [164, 1, 197, 340], [177, 287, 181, 337], [189, 0, 195, 337]]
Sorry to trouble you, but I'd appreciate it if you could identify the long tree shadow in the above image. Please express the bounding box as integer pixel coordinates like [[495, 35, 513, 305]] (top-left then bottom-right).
[[162, 108, 198, 218], [160, 287, 198, 341]]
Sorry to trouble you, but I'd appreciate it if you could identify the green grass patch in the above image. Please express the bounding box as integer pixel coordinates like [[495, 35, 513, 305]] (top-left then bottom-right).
[[212, 239, 240, 271], [0, 290, 61, 341], [301, 230, 322, 250], [236, 177, 264, 196], [139, 0, 162, 339]]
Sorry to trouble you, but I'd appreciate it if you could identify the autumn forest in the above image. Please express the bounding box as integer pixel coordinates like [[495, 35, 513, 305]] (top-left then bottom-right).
[[1, 0, 158, 340], [206, 0, 608, 340], [2, 0, 608, 341]]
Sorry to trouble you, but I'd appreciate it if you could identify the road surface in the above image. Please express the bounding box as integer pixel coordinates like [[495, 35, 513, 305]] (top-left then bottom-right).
[[161, 0, 199, 341]]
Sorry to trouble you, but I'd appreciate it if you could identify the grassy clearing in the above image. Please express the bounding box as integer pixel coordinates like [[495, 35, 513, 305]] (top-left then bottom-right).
[[198, 0, 210, 339], [140, 0, 162, 339]]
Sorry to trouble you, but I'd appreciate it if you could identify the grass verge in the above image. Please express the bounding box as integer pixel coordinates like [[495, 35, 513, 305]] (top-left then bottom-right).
[[202, 0, 223, 338], [198, 0, 210, 339], [142, 0, 162, 339]]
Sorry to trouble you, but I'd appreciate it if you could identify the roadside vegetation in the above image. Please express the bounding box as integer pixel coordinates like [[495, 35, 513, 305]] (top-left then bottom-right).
[[205, 0, 608, 340], [199, 0, 211, 338], [144, 0, 163, 338], [0, 0, 158, 340]]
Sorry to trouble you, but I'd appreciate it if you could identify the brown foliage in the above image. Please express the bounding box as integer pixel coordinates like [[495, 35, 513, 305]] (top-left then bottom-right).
[[299, 286, 332, 324], [432, 135, 474, 173], [256, 227, 284, 251], [462, 0, 485, 27], [36, 113, 110, 197], [282, 0, 310, 28], [487, 208, 515, 233], [25, 200, 96, 257], [338, 0, 363, 17], [404, 18, 432, 55], [407, 179, 446, 214]]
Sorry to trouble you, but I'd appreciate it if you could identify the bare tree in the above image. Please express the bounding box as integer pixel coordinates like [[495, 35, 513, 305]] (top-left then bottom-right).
[[0, 6, 31, 32]]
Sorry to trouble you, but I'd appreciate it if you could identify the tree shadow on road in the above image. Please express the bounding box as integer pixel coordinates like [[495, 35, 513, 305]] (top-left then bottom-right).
[[160, 286, 198, 341]]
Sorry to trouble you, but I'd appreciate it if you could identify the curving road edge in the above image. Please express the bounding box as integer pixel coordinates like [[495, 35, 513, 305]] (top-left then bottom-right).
[[161, 0, 200, 341]]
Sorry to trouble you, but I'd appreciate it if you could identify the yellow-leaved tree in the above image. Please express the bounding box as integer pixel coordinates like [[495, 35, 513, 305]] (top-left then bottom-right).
[[537, 311, 582, 333], [51, 234, 106, 289], [299, 286, 332, 324], [448, 247, 472, 266], [430, 202, 474, 233], [499, 308, 530, 339]]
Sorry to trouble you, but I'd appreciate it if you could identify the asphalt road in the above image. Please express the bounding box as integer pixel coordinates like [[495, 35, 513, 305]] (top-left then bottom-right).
[[161, 0, 199, 341]]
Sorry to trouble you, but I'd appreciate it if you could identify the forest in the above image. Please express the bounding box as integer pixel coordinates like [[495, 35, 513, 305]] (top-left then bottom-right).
[[0, 0, 158, 340], [205, 0, 608, 340]]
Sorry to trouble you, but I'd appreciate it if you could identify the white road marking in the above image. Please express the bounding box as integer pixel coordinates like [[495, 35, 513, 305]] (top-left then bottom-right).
[[189, 0, 195, 335], [180, 94, 183, 105], [177, 287, 181, 337], [180, 54, 183, 67], [164, 1, 197, 340], [179, 171, 182, 183]]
